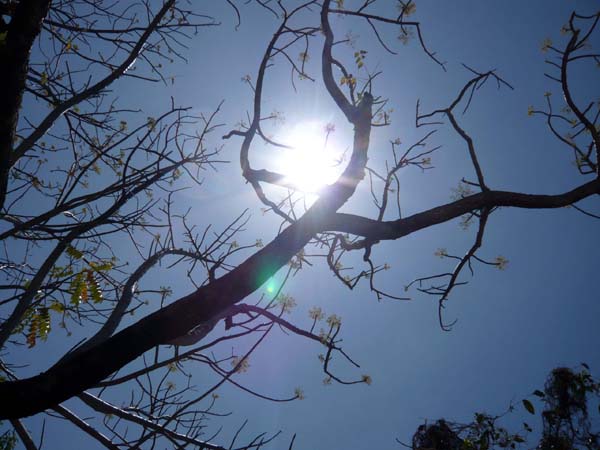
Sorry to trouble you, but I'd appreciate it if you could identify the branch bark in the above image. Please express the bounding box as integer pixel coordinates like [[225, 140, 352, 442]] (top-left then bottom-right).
[[0, 177, 597, 419], [0, 0, 52, 212], [323, 179, 600, 241]]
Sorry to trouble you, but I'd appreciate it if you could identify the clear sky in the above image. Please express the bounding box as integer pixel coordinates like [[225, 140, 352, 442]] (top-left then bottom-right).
[[5, 1, 600, 449]]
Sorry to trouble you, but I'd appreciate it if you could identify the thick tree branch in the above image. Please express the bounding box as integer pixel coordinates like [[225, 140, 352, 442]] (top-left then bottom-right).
[[0, 176, 597, 419], [321, 0, 356, 122], [323, 179, 600, 240], [0, 0, 52, 212], [9, 418, 38, 450], [0, 16, 375, 414], [53, 405, 119, 450]]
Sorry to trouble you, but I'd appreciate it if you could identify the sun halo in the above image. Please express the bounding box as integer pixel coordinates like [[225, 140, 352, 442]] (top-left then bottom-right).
[[276, 122, 342, 193]]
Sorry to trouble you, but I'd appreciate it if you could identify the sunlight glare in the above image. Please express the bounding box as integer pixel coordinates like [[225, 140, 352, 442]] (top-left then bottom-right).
[[277, 122, 341, 193]]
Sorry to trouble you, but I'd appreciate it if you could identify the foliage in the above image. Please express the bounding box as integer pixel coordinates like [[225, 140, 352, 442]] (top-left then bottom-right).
[[408, 366, 600, 449], [0, 427, 16, 450]]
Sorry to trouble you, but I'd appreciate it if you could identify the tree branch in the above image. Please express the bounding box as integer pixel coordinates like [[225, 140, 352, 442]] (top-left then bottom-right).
[[0, 177, 597, 419], [0, 0, 52, 211]]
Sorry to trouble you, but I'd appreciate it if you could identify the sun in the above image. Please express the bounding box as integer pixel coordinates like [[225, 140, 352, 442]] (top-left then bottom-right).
[[276, 122, 341, 193]]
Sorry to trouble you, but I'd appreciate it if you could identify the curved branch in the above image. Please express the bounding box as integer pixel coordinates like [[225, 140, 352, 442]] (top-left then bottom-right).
[[323, 179, 600, 240], [561, 17, 600, 176], [1, 176, 596, 419], [321, 1, 356, 122], [329, 7, 445, 69]]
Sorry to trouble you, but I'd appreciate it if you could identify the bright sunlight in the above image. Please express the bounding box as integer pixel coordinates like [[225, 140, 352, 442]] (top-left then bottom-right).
[[276, 122, 342, 192]]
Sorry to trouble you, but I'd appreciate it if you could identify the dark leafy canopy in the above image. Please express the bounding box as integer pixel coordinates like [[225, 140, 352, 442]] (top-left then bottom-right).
[[0, 0, 598, 449], [406, 366, 600, 450]]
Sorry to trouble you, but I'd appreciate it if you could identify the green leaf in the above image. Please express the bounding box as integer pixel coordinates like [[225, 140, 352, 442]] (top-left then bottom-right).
[[90, 260, 113, 272], [522, 399, 535, 415], [86, 270, 103, 303], [532, 389, 545, 398], [0, 427, 17, 450], [147, 116, 157, 130], [66, 246, 83, 259], [25, 308, 50, 347], [38, 307, 51, 341], [49, 301, 65, 313], [70, 272, 84, 305]]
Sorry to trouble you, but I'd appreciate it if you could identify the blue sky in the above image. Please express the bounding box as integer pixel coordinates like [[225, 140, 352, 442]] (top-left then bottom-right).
[[5, 1, 600, 449], [167, 1, 600, 447]]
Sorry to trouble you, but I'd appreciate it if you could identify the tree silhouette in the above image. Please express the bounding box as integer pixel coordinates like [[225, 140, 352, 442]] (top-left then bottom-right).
[[407, 366, 599, 449], [0, 1, 598, 448]]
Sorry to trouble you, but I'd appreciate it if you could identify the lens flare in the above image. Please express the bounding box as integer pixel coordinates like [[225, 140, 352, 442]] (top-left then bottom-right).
[[265, 280, 276, 294]]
